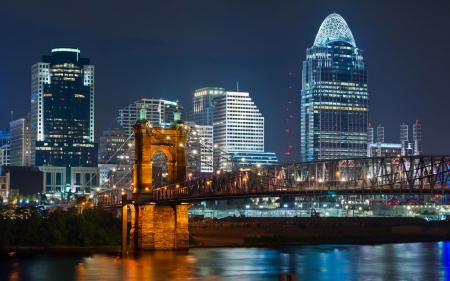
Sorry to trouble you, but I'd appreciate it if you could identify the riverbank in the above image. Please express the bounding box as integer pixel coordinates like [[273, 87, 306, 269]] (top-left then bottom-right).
[[189, 217, 450, 247]]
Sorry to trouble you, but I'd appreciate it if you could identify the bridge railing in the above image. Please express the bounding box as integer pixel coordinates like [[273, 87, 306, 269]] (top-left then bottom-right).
[[93, 155, 450, 204], [152, 155, 450, 201]]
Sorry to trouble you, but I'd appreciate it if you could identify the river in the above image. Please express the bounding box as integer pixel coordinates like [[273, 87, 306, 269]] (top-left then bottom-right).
[[3, 242, 450, 280]]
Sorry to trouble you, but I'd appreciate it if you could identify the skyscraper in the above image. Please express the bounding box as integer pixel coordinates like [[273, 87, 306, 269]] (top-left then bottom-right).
[[98, 119, 129, 164], [9, 113, 31, 166], [190, 87, 224, 126], [213, 91, 277, 168], [117, 98, 182, 140], [214, 91, 264, 153], [31, 48, 98, 184], [301, 14, 368, 161]]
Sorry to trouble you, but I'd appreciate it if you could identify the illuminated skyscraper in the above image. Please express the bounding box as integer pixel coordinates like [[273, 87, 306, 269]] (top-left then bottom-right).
[[190, 87, 224, 126], [301, 14, 368, 161], [9, 113, 31, 166], [30, 48, 98, 184], [117, 98, 182, 140]]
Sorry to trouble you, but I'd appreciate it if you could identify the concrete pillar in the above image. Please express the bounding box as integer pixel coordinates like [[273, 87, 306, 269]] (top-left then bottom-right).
[[131, 203, 190, 250], [175, 204, 190, 250], [134, 204, 156, 250], [154, 205, 176, 249]]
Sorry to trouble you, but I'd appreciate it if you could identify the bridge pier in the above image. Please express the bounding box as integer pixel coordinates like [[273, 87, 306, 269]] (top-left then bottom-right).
[[129, 203, 190, 250]]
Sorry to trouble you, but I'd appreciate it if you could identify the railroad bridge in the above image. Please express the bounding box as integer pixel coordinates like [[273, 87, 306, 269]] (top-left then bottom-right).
[[95, 109, 450, 251]]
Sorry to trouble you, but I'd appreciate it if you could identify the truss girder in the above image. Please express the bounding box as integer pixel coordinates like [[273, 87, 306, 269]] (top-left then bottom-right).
[[94, 156, 450, 204]]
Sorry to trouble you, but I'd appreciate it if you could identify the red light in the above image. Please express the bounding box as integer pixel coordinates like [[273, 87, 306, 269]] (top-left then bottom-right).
[[387, 201, 392, 206]]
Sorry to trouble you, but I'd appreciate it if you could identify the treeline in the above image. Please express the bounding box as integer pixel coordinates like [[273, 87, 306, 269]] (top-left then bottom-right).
[[0, 206, 121, 250]]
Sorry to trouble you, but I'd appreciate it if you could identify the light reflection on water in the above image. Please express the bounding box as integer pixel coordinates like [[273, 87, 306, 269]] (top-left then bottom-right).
[[3, 242, 450, 281]]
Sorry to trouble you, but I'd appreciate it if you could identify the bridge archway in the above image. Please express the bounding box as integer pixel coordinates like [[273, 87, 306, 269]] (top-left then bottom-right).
[[131, 111, 189, 200], [152, 150, 169, 188]]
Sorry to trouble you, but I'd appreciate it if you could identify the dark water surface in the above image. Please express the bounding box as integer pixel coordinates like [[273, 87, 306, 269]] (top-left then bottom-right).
[[3, 242, 450, 280]]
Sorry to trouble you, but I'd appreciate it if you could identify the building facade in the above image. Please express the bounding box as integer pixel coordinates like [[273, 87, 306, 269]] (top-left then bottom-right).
[[30, 48, 98, 184], [213, 91, 265, 153], [186, 122, 214, 174], [301, 14, 368, 161], [1, 144, 10, 166], [117, 98, 182, 140], [9, 113, 31, 166], [190, 87, 224, 126], [98, 119, 130, 164]]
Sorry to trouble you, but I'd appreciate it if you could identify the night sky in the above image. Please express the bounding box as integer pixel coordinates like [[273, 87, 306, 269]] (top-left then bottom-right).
[[0, 1, 449, 161]]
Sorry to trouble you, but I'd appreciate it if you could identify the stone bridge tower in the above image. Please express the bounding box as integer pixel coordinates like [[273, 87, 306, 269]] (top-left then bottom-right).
[[127, 107, 191, 250]]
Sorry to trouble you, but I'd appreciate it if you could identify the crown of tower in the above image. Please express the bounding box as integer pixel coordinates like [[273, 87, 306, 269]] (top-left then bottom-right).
[[314, 13, 356, 47]]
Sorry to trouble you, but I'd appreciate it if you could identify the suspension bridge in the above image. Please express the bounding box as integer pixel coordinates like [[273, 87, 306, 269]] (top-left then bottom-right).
[[89, 109, 450, 251]]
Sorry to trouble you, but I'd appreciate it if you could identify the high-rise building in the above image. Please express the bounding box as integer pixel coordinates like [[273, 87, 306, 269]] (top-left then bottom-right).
[[212, 91, 277, 169], [98, 119, 129, 164], [1, 144, 10, 166], [400, 124, 408, 156], [368, 122, 420, 157], [117, 98, 182, 140], [413, 120, 422, 156], [0, 130, 11, 166], [214, 91, 264, 153], [185, 122, 214, 174], [30, 48, 98, 184], [301, 14, 368, 161], [98, 119, 132, 191], [9, 113, 31, 166], [190, 87, 224, 126]]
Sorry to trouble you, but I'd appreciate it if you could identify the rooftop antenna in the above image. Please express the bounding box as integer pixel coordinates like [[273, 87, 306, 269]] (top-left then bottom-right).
[[237, 78, 239, 92], [10, 111, 13, 121]]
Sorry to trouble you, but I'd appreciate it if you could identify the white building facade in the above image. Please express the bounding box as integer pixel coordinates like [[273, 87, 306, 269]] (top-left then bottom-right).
[[213, 91, 264, 152], [186, 123, 214, 174]]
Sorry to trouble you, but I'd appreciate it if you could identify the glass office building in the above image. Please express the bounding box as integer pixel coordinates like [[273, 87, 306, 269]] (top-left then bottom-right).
[[301, 14, 368, 161], [31, 48, 98, 184]]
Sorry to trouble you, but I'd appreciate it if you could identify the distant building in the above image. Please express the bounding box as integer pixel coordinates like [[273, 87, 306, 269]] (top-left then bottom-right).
[[413, 121, 422, 155], [38, 166, 66, 194], [228, 151, 278, 167], [301, 14, 368, 161], [0, 166, 44, 199], [38, 166, 99, 196], [9, 113, 31, 166], [213, 91, 265, 153], [188, 88, 277, 170], [117, 98, 182, 141], [31, 48, 98, 184], [98, 164, 133, 190], [185, 122, 214, 174], [0, 130, 10, 147], [368, 121, 421, 157], [190, 87, 224, 126], [1, 144, 10, 166], [98, 119, 130, 164], [70, 167, 99, 194]]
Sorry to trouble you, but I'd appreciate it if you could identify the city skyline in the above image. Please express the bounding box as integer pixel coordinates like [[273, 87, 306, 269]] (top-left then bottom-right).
[[0, 1, 449, 160]]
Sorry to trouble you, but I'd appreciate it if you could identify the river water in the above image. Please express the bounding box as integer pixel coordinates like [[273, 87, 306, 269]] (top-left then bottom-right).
[[3, 242, 450, 281]]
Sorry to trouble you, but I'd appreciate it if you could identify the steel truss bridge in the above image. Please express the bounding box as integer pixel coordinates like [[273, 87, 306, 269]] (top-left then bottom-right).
[[94, 155, 450, 205]]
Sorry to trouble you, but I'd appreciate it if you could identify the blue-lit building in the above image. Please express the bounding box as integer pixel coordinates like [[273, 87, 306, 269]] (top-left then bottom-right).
[[30, 48, 98, 185], [301, 14, 369, 161], [228, 151, 278, 167]]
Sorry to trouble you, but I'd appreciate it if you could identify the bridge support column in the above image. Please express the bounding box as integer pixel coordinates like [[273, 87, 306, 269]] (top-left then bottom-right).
[[131, 203, 190, 250]]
